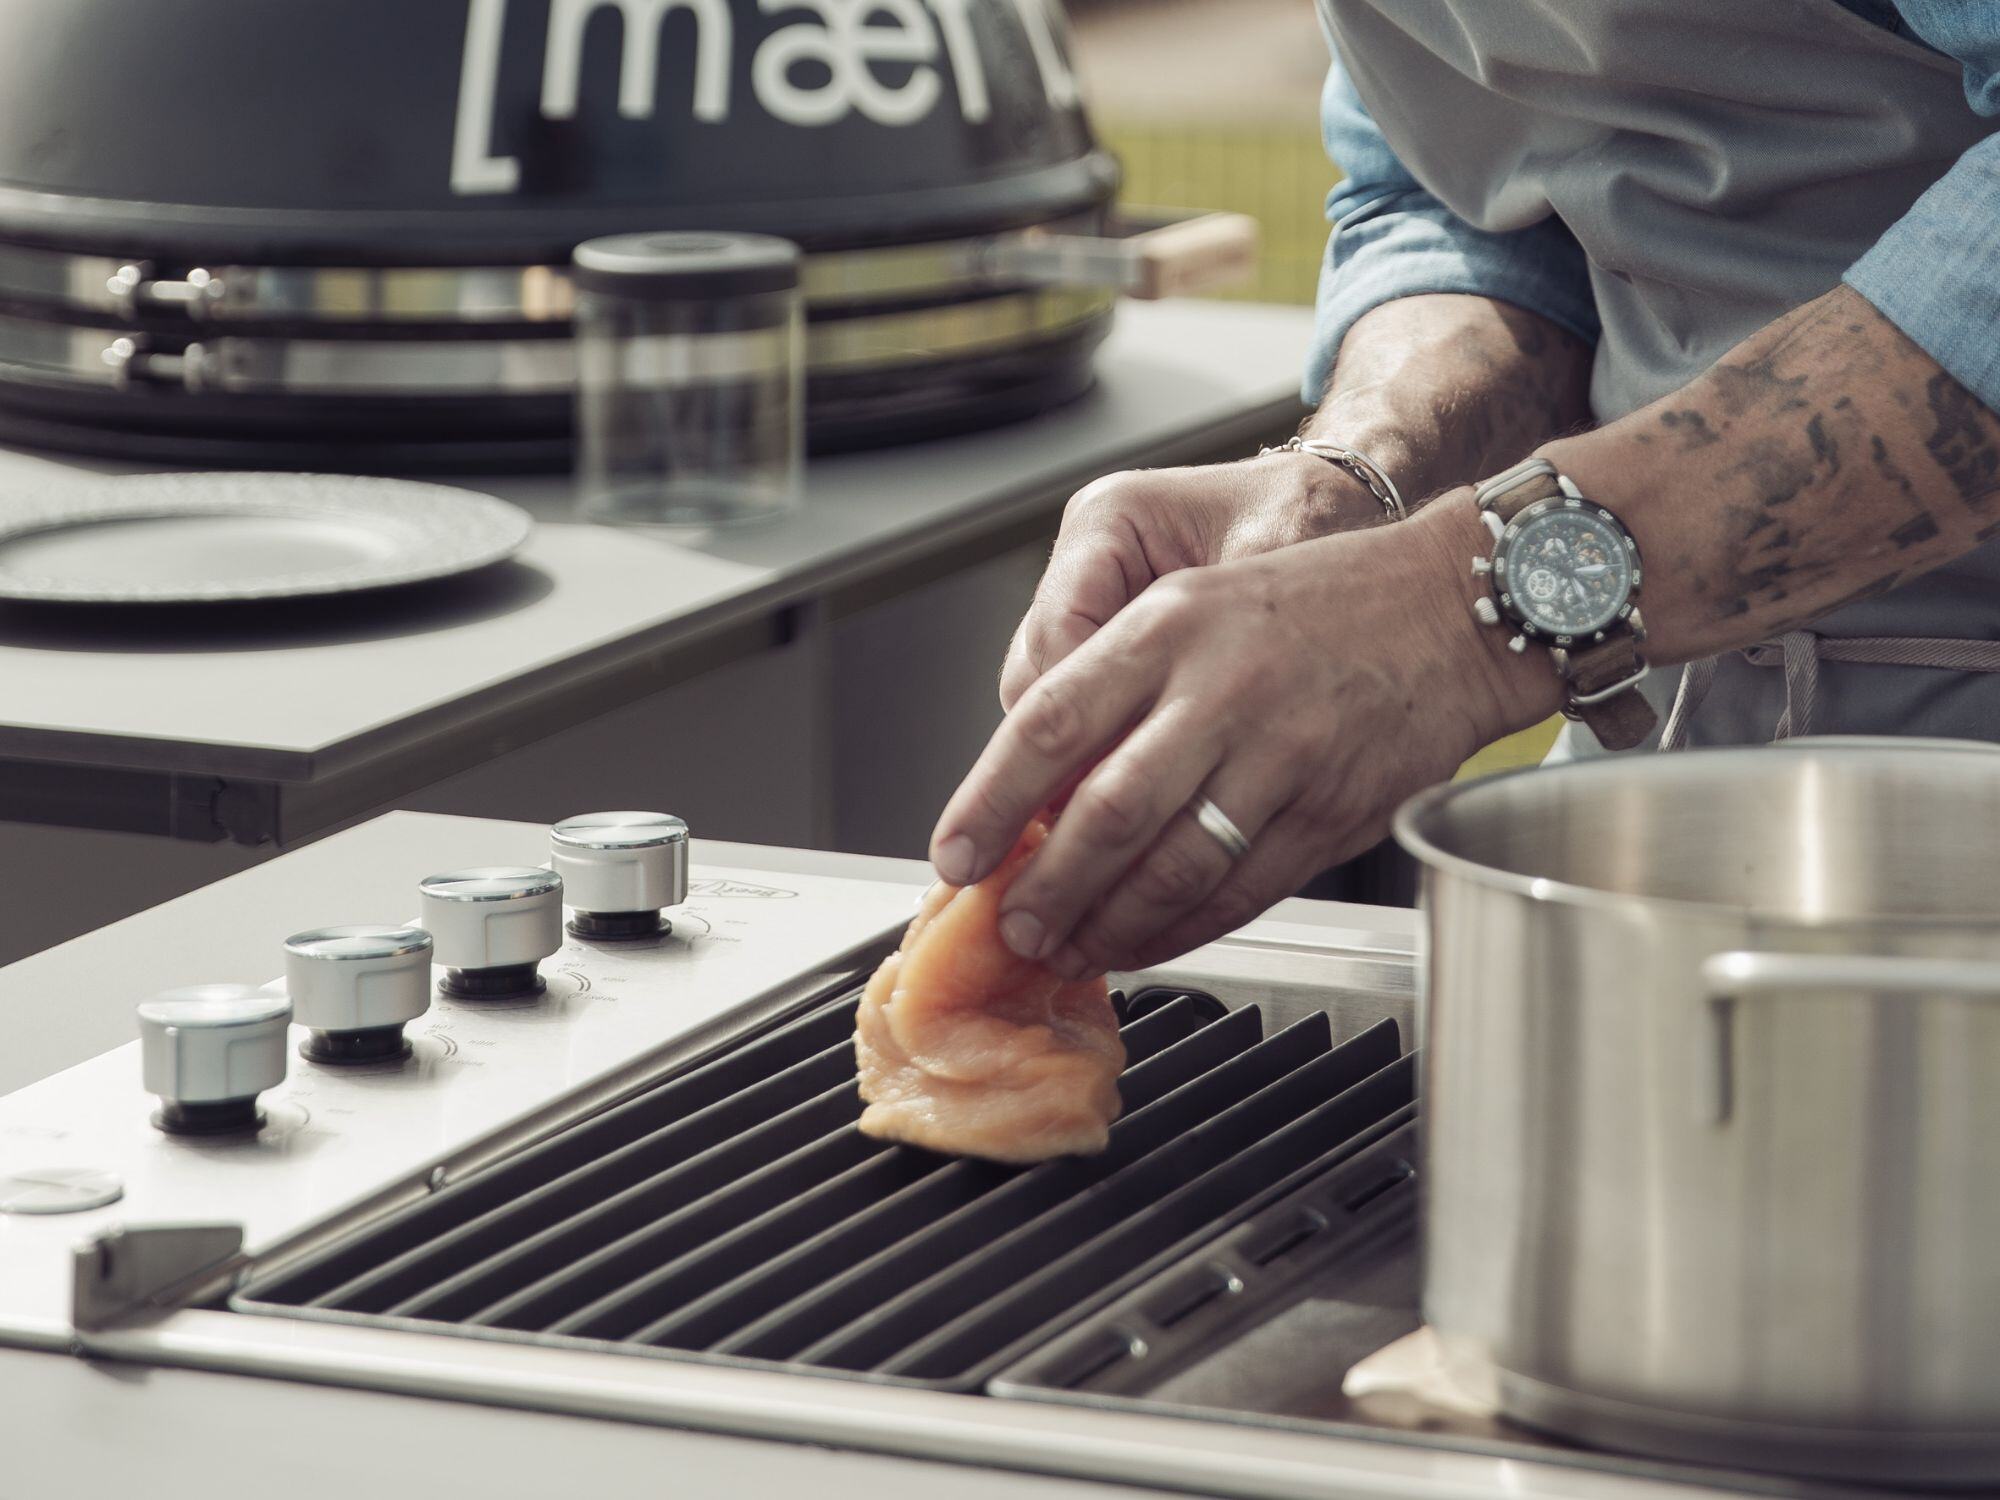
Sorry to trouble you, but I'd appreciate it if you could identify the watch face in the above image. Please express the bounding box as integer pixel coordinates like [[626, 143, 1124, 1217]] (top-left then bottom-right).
[[1493, 500, 1639, 641]]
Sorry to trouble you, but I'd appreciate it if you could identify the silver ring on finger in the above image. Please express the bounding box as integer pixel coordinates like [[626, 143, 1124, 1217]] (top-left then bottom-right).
[[1190, 794, 1252, 861]]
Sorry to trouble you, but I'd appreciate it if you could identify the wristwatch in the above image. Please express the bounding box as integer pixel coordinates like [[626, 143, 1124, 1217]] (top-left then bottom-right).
[[1470, 456, 1657, 750]]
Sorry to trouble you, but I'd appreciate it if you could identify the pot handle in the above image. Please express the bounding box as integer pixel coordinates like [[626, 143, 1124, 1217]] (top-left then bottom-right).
[[1696, 950, 2000, 1124], [985, 212, 1260, 300]]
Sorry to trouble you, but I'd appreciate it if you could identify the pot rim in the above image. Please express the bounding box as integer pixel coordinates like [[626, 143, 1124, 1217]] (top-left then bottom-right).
[[1392, 740, 2000, 931]]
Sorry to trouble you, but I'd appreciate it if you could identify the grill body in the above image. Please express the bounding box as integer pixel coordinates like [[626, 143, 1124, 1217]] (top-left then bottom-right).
[[0, 0, 1119, 465], [236, 986, 1415, 1391]]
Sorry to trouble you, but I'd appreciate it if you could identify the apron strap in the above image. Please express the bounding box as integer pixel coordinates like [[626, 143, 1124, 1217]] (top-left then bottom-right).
[[1659, 655, 1716, 751], [1769, 630, 1819, 741], [1660, 634, 2000, 751]]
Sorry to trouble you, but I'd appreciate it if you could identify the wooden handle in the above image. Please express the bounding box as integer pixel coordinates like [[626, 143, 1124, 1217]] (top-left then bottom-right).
[[983, 212, 1262, 299], [1122, 212, 1260, 300]]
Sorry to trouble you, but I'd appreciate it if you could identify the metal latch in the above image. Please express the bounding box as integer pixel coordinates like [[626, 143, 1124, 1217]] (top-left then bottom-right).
[[106, 262, 227, 319], [71, 1222, 246, 1334], [101, 335, 218, 392]]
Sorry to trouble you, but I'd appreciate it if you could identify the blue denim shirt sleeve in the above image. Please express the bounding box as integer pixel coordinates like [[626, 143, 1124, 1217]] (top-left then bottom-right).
[[1843, 2, 2000, 409], [1304, 50, 1600, 404]]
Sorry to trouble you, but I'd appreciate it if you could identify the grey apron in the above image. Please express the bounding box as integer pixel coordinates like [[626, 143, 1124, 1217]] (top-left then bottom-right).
[[1318, 0, 2000, 751]]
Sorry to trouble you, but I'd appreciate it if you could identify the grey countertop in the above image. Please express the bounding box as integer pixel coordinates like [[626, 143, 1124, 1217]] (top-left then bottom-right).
[[0, 300, 1312, 844]]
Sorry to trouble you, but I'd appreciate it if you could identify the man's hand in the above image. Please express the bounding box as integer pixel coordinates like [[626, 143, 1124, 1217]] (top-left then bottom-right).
[[998, 453, 1381, 710], [935, 498, 1562, 978], [1001, 294, 1594, 710]]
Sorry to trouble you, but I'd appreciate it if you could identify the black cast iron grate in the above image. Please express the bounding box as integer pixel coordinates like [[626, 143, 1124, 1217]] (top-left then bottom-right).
[[234, 985, 1415, 1392]]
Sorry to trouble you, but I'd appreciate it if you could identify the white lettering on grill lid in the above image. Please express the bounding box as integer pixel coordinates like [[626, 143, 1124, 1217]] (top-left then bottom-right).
[[542, 0, 734, 122], [450, 0, 1076, 195]]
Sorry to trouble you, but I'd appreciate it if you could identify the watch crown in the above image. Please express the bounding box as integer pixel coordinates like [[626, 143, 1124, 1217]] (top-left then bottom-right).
[[1472, 597, 1501, 627], [1508, 634, 1529, 654], [1470, 557, 1492, 576]]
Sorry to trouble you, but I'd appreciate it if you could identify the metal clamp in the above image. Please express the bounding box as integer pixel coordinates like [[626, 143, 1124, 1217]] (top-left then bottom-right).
[[106, 262, 227, 320]]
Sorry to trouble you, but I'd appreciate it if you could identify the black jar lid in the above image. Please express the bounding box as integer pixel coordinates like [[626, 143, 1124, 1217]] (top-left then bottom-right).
[[571, 232, 801, 299]]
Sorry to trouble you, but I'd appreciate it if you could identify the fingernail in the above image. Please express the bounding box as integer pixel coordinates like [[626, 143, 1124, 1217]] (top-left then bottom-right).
[[1000, 909, 1047, 961], [932, 834, 975, 886]]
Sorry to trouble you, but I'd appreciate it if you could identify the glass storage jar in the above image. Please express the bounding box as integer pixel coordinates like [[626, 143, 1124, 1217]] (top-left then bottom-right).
[[572, 231, 802, 528]]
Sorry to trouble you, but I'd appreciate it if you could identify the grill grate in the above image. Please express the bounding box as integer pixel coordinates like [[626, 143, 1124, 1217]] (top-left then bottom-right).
[[235, 985, 1415, 1391]]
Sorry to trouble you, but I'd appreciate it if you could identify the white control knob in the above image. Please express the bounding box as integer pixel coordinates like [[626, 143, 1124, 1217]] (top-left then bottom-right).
[[284, 925, 433, 1064], [137, 984, 290, 1135], [551, 811, 689, 939], [418, 867, 563, 998]]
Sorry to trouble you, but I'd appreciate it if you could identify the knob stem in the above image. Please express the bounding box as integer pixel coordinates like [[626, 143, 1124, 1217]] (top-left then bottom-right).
[[568, 908, 670, 942], [441, 962, 545, 1000], [153, 1097, 263, 1137], [300, 1025, 412, 1065]]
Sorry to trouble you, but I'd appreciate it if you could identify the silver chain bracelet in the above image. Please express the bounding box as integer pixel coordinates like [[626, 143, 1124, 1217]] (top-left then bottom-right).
[[1258, 436, 1407, 523]]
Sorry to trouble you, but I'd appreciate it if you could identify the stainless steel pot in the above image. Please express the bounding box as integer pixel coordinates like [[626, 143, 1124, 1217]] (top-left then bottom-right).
[[1393, 740, 2000, 1486]]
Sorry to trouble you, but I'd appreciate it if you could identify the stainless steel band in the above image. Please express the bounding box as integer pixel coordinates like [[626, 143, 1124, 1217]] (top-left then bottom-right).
[[0, 290, 1114, 396], [0, 224, 1107, 324], [1260, 436, 1407, 522]]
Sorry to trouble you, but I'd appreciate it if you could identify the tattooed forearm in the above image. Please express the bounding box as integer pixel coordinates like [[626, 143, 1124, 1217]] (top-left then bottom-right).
[[1541, 285, 2000, 664], [1304, 293, 1593, 509], [1924, 373, 2000, 510], [1656, 409, 1719, 449]]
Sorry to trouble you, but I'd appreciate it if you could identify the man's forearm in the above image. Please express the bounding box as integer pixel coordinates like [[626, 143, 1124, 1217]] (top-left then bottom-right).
[[1305, 293, 1595, 504], [1543, 285, 2000, 666]]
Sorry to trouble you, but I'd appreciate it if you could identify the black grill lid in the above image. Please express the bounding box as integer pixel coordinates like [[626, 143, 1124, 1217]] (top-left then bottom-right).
[[0, 0, 1114, 260], [235, 984, 1416, 1393]]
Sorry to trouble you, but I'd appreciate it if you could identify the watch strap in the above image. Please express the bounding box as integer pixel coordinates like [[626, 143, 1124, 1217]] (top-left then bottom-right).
[[1564, 636, 1656, 750], [1483, 466, 1563, 521]]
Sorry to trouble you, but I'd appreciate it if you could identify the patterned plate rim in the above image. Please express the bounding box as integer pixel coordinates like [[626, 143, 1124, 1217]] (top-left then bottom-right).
[[0, 473, 533, 603]]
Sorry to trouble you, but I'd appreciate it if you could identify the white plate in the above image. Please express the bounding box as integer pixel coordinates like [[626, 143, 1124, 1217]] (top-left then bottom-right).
[[0, 473, 533, 604]]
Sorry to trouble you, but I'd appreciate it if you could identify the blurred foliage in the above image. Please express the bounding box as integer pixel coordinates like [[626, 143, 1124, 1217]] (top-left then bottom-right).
[[1102, 121, 1332, 306], [1455, 718, 1565, 780]]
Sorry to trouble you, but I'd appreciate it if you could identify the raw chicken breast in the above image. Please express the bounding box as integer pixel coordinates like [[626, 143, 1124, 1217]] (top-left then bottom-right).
[[855, 819, 1124, 1164]]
